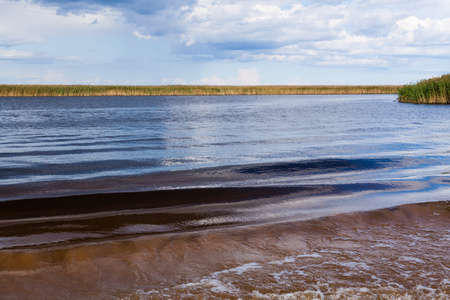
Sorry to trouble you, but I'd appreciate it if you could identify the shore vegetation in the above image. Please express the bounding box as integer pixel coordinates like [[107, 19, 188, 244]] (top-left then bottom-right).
[[398, 74, 450, 104], [0, 85, 401, 97]]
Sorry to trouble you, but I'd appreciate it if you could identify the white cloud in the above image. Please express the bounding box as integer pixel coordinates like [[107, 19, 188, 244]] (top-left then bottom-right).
[[133, 31, 152, 40], [162, 68, 261, 85], [197, 68, 260, 85], [160, 0, 450, 67], [178, 1, 343, 47], [0, 46, 83, 63], [393, 16, 450, 45], [14, 70, 68, 84], [0, 48, 34, 59], [41, 70, 66, 83], [397, 16, 427, 32], [236, 68, 260, 85], [4, 0, 450, 68], [0, 0, 127, 46], [161, 77, 187, 85], [2, 0, 450, 85], [198, 75, 224, 85]]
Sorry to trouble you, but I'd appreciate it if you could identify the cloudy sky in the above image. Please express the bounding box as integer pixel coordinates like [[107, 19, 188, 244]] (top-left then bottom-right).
[[1, 0, 449, 85]]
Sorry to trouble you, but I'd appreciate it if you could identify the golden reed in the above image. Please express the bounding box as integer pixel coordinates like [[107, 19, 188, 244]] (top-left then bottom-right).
[[0, 85, 401, 97]]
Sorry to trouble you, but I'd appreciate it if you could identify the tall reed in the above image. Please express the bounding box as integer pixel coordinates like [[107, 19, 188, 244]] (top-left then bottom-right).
[[398, 74, 450, 104], [0, 85, 401, 97]]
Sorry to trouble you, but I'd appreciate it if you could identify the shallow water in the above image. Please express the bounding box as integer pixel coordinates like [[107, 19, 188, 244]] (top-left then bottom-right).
[[0, 95, 449, 298], [1, 201, 448, 299]]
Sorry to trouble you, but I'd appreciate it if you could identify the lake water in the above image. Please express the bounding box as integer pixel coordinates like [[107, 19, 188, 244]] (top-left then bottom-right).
[[0, 95, 449, 298]]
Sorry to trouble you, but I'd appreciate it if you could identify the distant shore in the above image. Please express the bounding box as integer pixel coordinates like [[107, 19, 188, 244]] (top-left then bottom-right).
[[0, 85, 401, 97]]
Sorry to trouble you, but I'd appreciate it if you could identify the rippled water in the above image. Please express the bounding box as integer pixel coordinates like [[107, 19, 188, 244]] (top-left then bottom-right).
[[0, 94, 448, 186], [0, 95, 449, 298]]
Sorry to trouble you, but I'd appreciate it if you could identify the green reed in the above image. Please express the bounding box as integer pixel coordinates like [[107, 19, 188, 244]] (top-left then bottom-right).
[[0, 85, 401, 97], [398, 74, 450, 104]]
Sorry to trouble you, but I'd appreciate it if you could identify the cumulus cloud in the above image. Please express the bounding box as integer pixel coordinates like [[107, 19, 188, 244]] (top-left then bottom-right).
[[394, 16, 450, 46], [95, 0, 448, 67], [176, 1, 343, 50], [170, 0, 450, 67], [2, 0, 450, 70]]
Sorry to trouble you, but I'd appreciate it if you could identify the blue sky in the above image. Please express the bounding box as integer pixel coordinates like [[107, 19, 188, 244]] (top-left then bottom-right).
[[1, 0, 449, 85]]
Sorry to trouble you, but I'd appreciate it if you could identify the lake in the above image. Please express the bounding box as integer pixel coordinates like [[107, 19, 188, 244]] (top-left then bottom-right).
[[0, 94, 449, 298]]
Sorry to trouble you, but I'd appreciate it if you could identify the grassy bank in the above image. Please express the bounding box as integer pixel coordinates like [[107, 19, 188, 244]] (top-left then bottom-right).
[[398, 74, 450, 104], [0, 85, 401, 97]]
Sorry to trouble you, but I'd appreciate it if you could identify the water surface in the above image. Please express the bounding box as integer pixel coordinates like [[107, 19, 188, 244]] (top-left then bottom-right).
[[0, 95, 449, 298]]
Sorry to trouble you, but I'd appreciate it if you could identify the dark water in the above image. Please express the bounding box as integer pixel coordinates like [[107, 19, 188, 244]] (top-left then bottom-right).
[[0, 95, 449, 298]]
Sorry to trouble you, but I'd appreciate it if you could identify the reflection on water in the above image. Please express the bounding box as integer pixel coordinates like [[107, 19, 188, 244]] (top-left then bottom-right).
[[1, 95, 449, 187]]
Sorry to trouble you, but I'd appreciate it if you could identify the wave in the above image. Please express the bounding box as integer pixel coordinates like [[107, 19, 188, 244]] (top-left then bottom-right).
[[0, 159, 162, 179], [0, 182, 446, 250], [0, 157, 448, 250], [0, 183, 402, 220], [0, 201, 448, 299], [0, 157, 415, 199], [235, 157, 398, 175]]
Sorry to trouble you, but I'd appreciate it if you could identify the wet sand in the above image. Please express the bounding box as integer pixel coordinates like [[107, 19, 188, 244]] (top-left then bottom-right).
[[0, 201, 448, 299]]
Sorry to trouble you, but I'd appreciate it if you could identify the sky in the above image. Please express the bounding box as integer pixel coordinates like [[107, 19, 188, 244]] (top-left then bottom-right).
[[1, 0, 449, 85]]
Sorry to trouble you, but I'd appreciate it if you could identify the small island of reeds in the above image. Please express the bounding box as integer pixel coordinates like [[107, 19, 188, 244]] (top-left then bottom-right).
[[0, 85, 401, 97], [398, 74, 450, 104]]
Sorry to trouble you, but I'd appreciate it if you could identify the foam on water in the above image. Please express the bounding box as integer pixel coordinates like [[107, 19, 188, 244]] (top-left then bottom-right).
[[0, 201, 447, 299]]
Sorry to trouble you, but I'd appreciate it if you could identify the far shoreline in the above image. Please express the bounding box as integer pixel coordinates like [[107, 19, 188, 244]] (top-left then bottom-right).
[[0, 84, 402, 97]]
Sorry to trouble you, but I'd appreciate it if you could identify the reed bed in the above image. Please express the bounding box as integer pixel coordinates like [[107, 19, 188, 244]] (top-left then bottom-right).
[[398, 74, 450, 104], [0, 85, 401, 97]]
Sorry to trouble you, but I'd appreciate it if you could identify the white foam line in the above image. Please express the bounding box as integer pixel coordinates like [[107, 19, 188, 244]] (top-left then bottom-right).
[[399, 256, 425, 264]]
